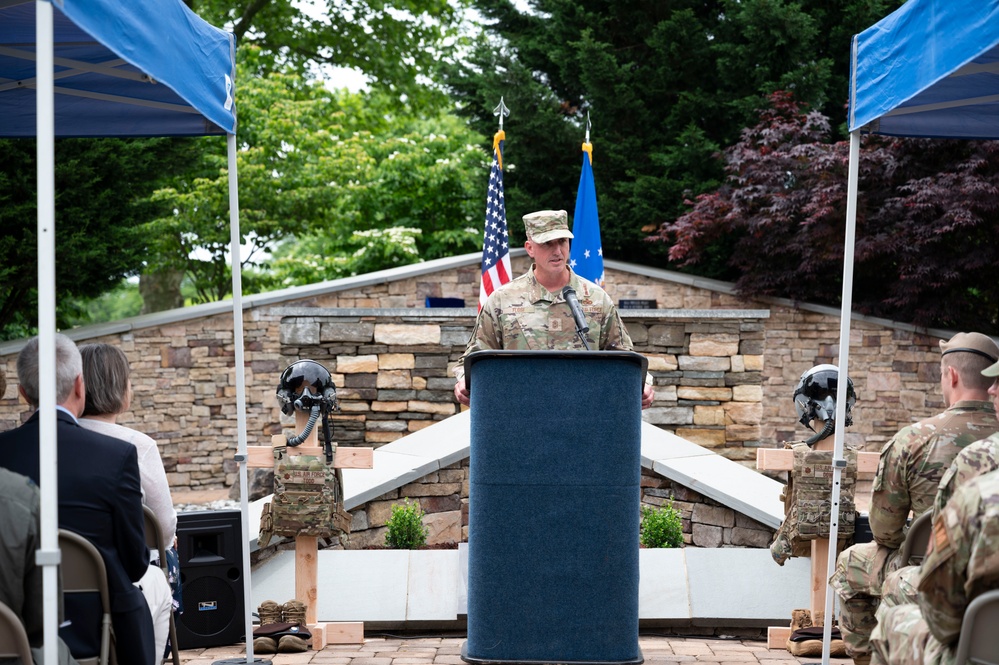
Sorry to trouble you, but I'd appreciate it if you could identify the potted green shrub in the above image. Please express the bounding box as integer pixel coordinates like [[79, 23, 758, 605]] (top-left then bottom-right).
[[640, 500, 683, 548], [385, 499, 429, 549]]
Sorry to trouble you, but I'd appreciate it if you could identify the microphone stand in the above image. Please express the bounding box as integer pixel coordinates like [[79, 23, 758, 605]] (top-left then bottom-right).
[[561, 285, 591, 350]]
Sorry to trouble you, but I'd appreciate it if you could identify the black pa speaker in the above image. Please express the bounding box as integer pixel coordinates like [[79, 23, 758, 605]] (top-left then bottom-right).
[[853, 512, 874, 544], [175, 509, 245, 649]]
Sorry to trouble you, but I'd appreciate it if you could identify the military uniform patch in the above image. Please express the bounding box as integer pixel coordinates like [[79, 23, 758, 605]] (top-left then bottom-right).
[[930, 516, 951, 558]]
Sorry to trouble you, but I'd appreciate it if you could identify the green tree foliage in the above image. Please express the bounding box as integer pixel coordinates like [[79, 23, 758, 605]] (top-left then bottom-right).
[[0, 136, 199, 338], [146, 48, 485, 302], [190, 0, 470, 107], [652, 92, 999, 333], [439, 0, 903, 265], [60, 281, 145, 329]]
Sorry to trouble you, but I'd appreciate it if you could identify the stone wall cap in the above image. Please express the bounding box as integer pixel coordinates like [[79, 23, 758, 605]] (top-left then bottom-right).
[[274, 307, 477, 319], [271, 306, 768, 320], [620, 309, 770, 320]]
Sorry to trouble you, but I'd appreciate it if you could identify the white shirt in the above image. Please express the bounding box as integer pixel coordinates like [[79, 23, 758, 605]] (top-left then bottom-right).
[[79, 419, 177, 545]]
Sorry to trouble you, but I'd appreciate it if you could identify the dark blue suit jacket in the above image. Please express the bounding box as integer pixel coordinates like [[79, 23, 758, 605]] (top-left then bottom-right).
[[0, 409, 155, 665]]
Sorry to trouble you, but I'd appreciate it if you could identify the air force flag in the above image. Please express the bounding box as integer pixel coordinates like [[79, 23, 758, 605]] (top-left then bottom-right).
[[569, 142, 604, 286]]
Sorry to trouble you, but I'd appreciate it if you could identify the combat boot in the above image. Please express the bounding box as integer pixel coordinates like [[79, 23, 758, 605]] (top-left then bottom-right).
[[257, 599, 282, 625], [278, 635, 309, 653], [282, 599, 307, 625], [252, 636, 278, 654]]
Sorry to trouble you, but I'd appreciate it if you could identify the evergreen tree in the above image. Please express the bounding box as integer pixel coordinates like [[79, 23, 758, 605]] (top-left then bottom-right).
[[440, 0, 903, 266]]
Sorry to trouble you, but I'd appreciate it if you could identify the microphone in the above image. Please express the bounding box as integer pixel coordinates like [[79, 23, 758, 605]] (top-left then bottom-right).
[[562, 285, 589, 334]]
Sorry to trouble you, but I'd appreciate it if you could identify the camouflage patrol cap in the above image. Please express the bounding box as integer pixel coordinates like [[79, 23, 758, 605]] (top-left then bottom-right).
[[984, 359, 999, 377], [939, 332, 999, 365], [523, 210, 573, 244]]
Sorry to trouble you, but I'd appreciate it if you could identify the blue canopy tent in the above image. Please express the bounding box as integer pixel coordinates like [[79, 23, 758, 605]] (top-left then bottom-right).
[[0, 1, 256, 662], [816, 1, 999, 663]]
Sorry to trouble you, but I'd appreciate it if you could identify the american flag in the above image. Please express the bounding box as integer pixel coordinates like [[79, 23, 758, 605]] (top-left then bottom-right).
[[479, 130, 512, 310]]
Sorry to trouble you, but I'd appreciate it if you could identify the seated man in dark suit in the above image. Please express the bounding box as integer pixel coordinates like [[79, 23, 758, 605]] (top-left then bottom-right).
[[0, 334, 155, 665]]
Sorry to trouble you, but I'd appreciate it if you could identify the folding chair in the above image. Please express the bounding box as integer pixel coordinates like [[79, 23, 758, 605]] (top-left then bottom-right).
[[0, 600, 34, 664], [59, 529, 114, 665], [899, 510, 932, 566], [143, 505, 181, 665], [953, 588, 999, 665]]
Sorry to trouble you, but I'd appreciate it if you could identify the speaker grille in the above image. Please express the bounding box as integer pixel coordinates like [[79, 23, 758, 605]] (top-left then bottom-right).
[[175, 510, 245, 649], [179, 573, 239, 637]]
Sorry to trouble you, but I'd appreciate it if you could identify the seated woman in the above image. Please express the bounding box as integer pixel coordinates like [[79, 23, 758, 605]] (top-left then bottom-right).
[[78, 343, 178, 661]]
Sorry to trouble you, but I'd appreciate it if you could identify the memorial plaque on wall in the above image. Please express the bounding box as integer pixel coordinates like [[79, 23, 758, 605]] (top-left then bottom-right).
[[618, 299, 657, 309]]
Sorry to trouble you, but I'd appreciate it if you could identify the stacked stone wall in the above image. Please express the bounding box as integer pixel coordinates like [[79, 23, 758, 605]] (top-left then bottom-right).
[[0, 257, 953, 491], [597, 267, 947, 454], [276, 307, 767, 464]]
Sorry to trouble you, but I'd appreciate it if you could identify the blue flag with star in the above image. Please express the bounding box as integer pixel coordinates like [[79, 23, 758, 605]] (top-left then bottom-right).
[[569, 143, 604, 285]]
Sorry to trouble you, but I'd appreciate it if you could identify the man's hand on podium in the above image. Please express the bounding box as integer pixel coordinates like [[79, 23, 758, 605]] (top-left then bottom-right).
[[642, 383, 655, 410], [454, 376, 470, 406]]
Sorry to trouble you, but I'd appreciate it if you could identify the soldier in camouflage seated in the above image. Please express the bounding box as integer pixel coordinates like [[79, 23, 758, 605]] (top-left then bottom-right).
[[876, 354, 999, 629], [877, 432, 999, 617], [869, 467, 999, 665], [770, 364, 859, 566], [830, 332, 999, 665]]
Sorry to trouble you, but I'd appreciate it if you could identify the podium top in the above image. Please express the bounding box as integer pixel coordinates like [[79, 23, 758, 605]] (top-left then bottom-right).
[[464, 349, 648, 391]]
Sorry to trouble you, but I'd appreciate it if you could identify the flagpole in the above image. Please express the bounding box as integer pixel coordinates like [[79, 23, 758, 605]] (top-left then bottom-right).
[[479, 98, 512, 310], [569, 112, 604, 286]]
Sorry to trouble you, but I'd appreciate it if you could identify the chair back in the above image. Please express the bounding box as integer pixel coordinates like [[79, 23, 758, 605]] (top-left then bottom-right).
[[954, 588, 999, 665], [899, 511, 932, 566], [0, 600, 34, 664], [143, 506, 168, 569], [59, 529, 113, 665], [143, 506, 181, 665]]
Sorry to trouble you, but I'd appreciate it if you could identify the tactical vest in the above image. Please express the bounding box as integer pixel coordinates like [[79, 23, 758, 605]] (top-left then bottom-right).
[[770, 443, 858, 565], [258, 444, 351, 548]]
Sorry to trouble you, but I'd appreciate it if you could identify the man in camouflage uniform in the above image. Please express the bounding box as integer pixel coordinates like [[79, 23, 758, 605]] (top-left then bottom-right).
[[869, 466, 999, 664], [453, 209, 655, 409], [878, 432, 999, 613], [831, 332, 999, 665], [877, 358, 999, 620]]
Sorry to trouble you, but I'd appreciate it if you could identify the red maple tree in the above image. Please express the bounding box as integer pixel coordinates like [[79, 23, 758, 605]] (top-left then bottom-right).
[[650, 92, 999, 332]]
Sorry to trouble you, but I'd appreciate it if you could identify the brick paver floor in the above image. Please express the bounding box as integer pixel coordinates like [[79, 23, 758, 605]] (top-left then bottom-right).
[[178, 635, 854, 665]]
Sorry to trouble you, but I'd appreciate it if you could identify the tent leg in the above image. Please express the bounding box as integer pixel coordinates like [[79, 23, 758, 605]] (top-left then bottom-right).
[[817, 129, 862, 665], [219, 133, 269, 665]]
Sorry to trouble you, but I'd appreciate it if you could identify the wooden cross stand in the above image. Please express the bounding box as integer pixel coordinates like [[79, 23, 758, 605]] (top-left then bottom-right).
[[247, 410, 374, 648], [756, 443, 879, 648]]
